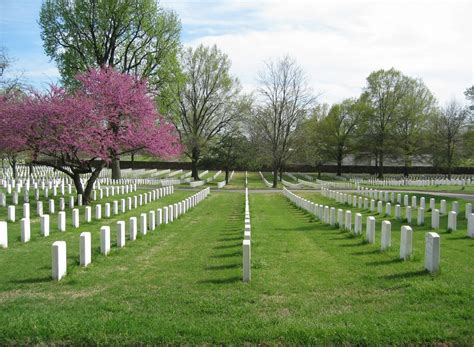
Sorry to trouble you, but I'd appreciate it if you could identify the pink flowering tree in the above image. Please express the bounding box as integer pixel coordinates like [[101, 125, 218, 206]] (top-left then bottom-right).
[[21, 68, 181, 204], [0, 91, 29, 178]]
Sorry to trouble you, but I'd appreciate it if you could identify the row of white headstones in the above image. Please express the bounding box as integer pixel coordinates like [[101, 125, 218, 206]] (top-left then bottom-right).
[[243, 187, 251, 282], [352, 176, 473, 187], [52, 187, 210, 281], [343, 187, 474, 236], [259, 172, 273, 188], [0, 176, 139, 206], [216, 171, 235, 189], [0, 186, 174, 248], [1, 186, 138, 222], [283, 188, 442, 273]]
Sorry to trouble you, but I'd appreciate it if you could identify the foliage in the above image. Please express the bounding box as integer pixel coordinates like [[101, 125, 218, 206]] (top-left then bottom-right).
[[252, 55, 315, 187], [0, 68, 181, 202], [430, 100, 471, 178], [39, 0, 181, 93], [361, 68, 410, 178], [168, 44, 241, 180], [318, 98, 366, 175], [393, 77, 437, 175], [291, 104, 329, 177]]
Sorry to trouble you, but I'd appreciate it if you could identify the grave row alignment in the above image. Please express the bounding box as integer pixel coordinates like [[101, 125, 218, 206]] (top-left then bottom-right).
[[51, 188, 210, 281], [283, 188, 442, 273]]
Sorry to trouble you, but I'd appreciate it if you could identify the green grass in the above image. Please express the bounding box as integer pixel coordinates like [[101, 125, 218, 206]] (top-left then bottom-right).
[[0, 189, 473, 344]]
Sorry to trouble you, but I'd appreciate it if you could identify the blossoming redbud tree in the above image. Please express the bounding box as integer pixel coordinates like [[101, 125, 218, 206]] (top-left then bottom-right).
[[20, 68, 181, 204]]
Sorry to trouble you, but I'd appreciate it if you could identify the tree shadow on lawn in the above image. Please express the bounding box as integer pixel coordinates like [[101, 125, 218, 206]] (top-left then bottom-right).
[[366, 258, 403, 266], [213, 243, 241, 250], [445, 234, 472, 241], [205, 264, 240, 270], [217, 236, 242, 242], [338, 241, 366, 247], [197, 276, 241, 284], [219, 230, 242, 236], [350, 249, 382, 256], [273, 225, 320, 232], [327, 233, 357, 241], [381, 269, 428, 280], [210, 251, 241, 258]]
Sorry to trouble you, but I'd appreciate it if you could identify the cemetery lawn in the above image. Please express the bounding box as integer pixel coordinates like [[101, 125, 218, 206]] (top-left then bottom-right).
[[0, 191, 473, 344]]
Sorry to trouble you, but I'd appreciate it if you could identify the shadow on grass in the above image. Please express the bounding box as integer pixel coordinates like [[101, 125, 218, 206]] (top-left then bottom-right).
[[10, 276, 51, 284], [219, 230, 242, 236], [211, 251, 241, 258], [217, 237, 242, 242], [381, 270, 428, 280], [366, 258, 403, 266], [198, 276, 240, 284], [213, 243, 241, 250], [221, 227, 242, 232], [327, 233, 354, 241], [273, 225, 319, 232], [351, 249, 381, 256], [206, 264, 240, 270], [339, 242, 365, 247], [446, 234, 472, 240]]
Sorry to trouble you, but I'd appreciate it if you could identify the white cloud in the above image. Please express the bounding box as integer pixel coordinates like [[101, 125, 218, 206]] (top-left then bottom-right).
[[170, 0, 472, 104]]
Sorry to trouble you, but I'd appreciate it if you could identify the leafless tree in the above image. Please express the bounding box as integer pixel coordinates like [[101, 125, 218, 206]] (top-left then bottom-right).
[[432, 100, 471, 178], [170, 44, 241, 180], [253, 56, 315, 187]]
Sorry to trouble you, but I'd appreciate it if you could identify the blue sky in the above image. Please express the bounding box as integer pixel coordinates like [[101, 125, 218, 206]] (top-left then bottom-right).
[[1, 0, 472, 104], [1, 0, 60, 88]]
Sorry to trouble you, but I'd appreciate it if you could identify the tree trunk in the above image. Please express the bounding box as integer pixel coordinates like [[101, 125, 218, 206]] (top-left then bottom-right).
[[317, 162, 322, 179], [378, 151, 384, 179], [191, 147, 200, 181], [131, 152, 135, 169], [72, 172, 84, 203], [447, 159, 452, 180], [111, 157, 121, 180], [272, 166, 278, 188], [447, 144, 453, 180], [10, 157, 17, 180], [225, 168, 229, 184], [336, 159, 342, 176], [279, 165, 283, 182], [403, 158, 409, 178], [374, 152, 378, 174], [82, 164, 105, 205], [28, 162, 33, 178]]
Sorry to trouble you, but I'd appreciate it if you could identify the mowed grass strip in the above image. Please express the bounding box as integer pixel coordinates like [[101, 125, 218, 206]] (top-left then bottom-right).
[[0, 191, 472, 344]]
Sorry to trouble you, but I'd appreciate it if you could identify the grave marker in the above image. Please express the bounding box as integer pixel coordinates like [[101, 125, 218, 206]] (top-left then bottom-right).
[[80, 232, 91, 267], [52, 241, 67, 281], [424, 232, 440, 273]]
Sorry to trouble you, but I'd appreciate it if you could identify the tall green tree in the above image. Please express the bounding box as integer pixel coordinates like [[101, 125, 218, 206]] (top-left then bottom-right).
[[394, 77, 436, 177], [319, 98, 365, 176], [206, 132, 249, 183], [361, 68, 409, 178], [292, 104, 329, 178], [39, 0, 181, 179], [168, 45, 241, 181], [431, 100, 471, 178]]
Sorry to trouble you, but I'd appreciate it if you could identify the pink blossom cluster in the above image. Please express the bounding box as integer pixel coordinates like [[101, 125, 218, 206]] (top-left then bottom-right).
[[0, 68, 182, 163]]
